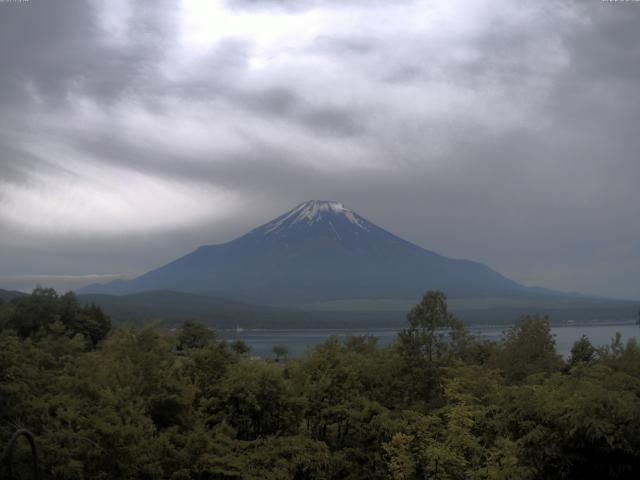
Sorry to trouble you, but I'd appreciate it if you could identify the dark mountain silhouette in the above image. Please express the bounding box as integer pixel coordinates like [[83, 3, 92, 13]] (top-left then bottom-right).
[[79, 200, 540, 302], [75, 290, 638, 329], [75, 290, 406, 328], [0, 288, 28, 302]]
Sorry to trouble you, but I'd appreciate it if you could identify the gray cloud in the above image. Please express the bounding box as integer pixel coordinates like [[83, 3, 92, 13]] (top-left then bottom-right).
[[224, 0, 415, 13], [0, 0, 638, 299]]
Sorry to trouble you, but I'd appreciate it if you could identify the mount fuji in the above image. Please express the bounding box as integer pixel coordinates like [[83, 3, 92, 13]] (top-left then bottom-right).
[[80, 200, 532, 302]]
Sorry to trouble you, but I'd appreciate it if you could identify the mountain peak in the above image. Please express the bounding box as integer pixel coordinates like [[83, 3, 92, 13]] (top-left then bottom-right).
[[291, 200, 353, 223], [79, 199, 527, 301], [260, 200, 370, 236], [296, 200, 348, 216]]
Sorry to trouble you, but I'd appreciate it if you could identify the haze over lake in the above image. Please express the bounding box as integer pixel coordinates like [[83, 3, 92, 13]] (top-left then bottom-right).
[[224, 322, 640, 358]]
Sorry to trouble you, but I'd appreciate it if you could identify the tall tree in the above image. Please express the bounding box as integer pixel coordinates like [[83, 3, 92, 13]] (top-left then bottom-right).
[[499, 315, 563, 383], [568, 335, 596, 368], [398, 291, 460, 363], [177, 320, 216, 351], [397, 291, 462, 404]]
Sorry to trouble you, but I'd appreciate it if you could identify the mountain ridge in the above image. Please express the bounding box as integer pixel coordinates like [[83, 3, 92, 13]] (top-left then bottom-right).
[[0, 288, 28, 302], [75, 289, 638, 329], [79, 200, 538, 302]]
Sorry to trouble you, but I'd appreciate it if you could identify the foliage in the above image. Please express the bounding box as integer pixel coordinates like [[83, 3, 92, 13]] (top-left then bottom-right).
[[229, 339, 251, 356], [1, 289, 640, 479], [178, 320, 217, 351], [498, 314, 564, 384], [272, 344, 289, 362], [568, 334, 597, 368], [396, 291, 465, 405], [0, 287, 110, 347]]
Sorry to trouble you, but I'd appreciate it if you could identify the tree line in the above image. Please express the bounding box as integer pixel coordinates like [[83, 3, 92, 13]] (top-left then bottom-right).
[[1, 289, 640, 479]]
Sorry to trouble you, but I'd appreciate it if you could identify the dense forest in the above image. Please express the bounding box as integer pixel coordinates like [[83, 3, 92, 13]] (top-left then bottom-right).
[[1, 288, 640, 479]]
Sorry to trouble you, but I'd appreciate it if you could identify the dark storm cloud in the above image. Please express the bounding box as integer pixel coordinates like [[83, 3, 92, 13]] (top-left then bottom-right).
[[0, 0, 180, 208], [0, 1, 93, 104], [567, 4, 640, 82], [0, 0, 639, 299], [0, 1, 171, 107]]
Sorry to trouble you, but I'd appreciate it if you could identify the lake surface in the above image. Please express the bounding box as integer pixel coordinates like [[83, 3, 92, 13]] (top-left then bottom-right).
[[222, 322, 640, 358]]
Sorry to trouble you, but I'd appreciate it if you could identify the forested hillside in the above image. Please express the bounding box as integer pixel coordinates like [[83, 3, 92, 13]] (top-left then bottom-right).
[[2, 289, 640, 479], [0, 288, 27, 302], [75, 289, 638, 329]]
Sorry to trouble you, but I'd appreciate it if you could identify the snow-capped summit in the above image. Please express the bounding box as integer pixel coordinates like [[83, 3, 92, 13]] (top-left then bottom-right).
[[80, 200, 528, 302], [260, 200, 370, 237]]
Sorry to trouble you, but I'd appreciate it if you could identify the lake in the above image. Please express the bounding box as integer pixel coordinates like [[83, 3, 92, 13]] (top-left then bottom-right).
[[222, 322, 640, 358]]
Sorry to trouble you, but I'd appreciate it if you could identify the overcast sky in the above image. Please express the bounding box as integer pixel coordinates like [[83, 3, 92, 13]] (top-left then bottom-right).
[[0, 0, 639, 299]]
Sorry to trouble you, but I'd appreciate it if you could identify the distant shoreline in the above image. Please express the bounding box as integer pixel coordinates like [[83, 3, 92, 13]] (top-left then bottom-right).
[[219, 318, 639, 333]]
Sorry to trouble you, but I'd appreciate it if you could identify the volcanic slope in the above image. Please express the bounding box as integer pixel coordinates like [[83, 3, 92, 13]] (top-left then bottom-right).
[[80, 200, 531, 303]]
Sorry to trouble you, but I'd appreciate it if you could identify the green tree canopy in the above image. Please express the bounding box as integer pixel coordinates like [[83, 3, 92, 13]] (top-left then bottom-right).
[[272, 344, 289, 362], [0, 287, 110, 346], [2, 286, 640, 479], [177, 320, 217, 351], [499, 314, 563, 383], [568, 334, 597, 368]]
